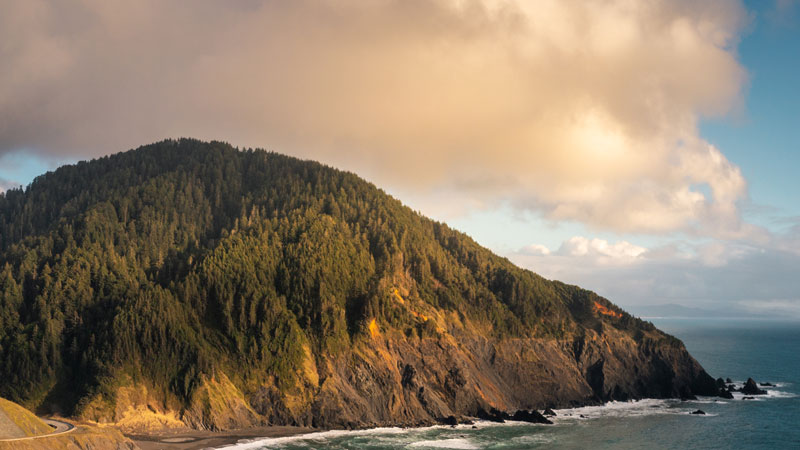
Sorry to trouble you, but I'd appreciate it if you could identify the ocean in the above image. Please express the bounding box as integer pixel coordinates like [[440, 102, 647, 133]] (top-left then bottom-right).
[[226, 319, 800, 449]]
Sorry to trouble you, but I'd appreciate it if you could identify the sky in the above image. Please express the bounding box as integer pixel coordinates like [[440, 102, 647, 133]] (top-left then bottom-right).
[[1, 0, 798, 318]]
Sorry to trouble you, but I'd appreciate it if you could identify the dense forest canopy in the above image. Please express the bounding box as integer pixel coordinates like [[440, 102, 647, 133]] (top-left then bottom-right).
[[0, 139, 658, 417]]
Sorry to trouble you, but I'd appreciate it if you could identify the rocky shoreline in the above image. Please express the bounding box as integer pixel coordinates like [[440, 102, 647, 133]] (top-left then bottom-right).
[[126, 380, 776, 450], [88, 329, 735, 434]]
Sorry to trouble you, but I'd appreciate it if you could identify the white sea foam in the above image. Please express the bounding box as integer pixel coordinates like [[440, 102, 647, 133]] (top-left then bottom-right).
[[509, 434, 556, 445], [729, 388, 797, 401], [689, 397, 730, 404], [553, 398, 689, 422], [408, 438, 479, 449], [549, 398, 733, 423], [222, 388, 795, 448], [223, 427, 411, 449], [765, 389, 797, 399]]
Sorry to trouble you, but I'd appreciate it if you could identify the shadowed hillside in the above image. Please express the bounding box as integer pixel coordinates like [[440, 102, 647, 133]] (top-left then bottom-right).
[[0, 139, 720, 431]]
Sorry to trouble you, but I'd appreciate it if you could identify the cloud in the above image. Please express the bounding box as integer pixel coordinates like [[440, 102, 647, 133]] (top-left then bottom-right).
[[0, 177, 20, 194], [0, 0, 750, 235], [739, 299, 800, 318], [557, 236, 647, 261], [520, 243, 551, 256], [510, 235, 800, 317], [766, 0, 800, 27]]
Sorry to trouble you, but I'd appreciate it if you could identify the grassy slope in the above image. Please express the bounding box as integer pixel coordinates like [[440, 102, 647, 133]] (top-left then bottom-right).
[[0, 424, 135, 450], [0, 398, 51, 438]]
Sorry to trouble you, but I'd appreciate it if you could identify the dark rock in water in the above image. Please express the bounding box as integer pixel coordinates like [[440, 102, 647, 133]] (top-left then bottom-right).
[[727, 384, 737, 392], [718, 390, 734, 399], [461, 419, 474, 426], [472, 425, 478, 429], [495, 408, 511, 421], [680, 393, 698, 401], [690, 410, 706, 415], [743, 396, 755, 400], [511, 409, 553, 425], [716, 378, 726, 389], [476, 407, 509, 423], [726, 377, 733, 384], [760, 382, 774, 387], [440, 416, 458, 426], [579, 414, 587, 418], [741, 378, 767, 395], [543, 408, 557, 417]]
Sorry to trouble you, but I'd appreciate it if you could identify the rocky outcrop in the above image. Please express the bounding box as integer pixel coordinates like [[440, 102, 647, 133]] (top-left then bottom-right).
[[78, 382, 185, 434], [511, 410, 552, 424], [183, 373, 263, 431], [718, 390, 734, 399], [475, 408, 508, 423], [741, 378, 767, 396], [78, 373, 262, 434]]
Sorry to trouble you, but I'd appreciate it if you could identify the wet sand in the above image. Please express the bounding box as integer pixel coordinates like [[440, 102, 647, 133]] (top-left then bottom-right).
[[128, 425, 312, 450]]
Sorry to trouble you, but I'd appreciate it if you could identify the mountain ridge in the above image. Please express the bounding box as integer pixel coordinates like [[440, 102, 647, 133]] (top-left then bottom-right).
[[0, 138, 720, 432]]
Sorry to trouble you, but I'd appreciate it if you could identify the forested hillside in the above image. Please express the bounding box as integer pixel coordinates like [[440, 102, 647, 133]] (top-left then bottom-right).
[[0, 139, 717, 430]]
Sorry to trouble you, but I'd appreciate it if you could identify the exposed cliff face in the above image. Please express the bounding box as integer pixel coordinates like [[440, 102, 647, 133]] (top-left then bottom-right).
[[80, 304, 716, 432], [244, 315, 715, 429], [0, 139, 719, 432]]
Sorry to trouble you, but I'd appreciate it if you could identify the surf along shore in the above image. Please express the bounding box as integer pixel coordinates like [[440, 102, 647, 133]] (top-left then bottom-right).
[[126, 426, 312, 450]]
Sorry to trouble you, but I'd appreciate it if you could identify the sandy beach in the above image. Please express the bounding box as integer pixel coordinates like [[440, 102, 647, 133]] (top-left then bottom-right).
[[127, 426, 312, 450]]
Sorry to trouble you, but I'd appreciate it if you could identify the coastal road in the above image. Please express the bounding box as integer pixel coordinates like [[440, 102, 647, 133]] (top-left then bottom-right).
[[0, 418, 75, 442]]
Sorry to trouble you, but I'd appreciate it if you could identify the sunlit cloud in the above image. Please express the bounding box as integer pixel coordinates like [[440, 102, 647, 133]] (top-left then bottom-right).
[[0, 0, 752, 237], [558, 236, 646, 260], [511, 234, 800, 317]]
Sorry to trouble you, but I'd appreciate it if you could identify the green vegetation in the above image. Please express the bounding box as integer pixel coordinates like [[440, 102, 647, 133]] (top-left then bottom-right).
[[0, 139, 665, 416], [0, 397, 52, 437]]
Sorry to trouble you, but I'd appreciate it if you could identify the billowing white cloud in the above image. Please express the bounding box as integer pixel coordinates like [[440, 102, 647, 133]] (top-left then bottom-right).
[[520, 243, 551, 256], [0, 0, 751, 236], [521, 236, 648, 267], [557, 236, 647, 261]]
